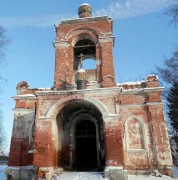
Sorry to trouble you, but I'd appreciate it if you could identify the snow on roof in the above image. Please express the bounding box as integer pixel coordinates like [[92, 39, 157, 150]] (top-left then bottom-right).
[[37, 87, 51, 90], [81, 3, 91, 7], [117, 81, 145, 86], [78, 68, 86, 73], [13, 94, 36, 99], [17, 94, 35, 97], [148, 74, 159, 79]]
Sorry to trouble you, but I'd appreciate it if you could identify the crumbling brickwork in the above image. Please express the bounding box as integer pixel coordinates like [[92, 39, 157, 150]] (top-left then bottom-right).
[[7, 4, 172, 180]]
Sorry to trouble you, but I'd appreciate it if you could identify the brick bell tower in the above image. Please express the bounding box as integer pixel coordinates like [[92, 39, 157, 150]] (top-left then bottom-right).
[[7, 3, 173, 180], [53, 3, 116, 90]]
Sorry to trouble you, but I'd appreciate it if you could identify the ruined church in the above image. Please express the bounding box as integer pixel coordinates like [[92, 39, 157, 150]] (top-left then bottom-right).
[[7, 4, 173, 180]]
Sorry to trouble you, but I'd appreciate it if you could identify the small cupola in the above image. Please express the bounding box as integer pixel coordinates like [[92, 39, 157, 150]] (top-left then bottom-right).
[[75, 53, 87, 90], [75, 68, 86, 90], [78, 3, 92, 18]]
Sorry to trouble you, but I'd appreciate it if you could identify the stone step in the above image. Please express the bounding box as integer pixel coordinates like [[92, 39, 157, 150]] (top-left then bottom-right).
[[51, 172, 109, 180]]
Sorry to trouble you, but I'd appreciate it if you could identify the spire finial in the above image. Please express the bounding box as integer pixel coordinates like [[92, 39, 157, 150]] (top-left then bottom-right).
[[78, 53, 85, 69]]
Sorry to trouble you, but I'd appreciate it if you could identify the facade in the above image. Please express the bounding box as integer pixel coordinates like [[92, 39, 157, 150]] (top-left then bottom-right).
[[7, 4, 173, 180]]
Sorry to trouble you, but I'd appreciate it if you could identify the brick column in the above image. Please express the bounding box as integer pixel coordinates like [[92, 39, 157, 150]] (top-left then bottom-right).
[[33, 119, 56, 178], [96, 43, 102, 83], [99, 37, 116, 88], [104, 116, 127, 180], [147, 103, 173, 175], [53, 40, 73, 90], [103, 116, 124, 167]]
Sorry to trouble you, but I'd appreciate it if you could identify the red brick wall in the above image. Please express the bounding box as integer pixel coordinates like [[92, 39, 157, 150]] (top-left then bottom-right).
[[8, 137, 33, 166], [54, 17, 116, 89], [105, 119, 124, 167], [33, 120, 56, 167]]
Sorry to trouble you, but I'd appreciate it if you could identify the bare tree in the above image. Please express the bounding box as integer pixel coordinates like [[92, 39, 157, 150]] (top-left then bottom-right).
[[0, 111, 6, 153], [155, 51, 178, 85], [0, 26, 10, 153], [154, 51, 178, 140], [0, 26, 10, 80], [165, 3, 178, 27]]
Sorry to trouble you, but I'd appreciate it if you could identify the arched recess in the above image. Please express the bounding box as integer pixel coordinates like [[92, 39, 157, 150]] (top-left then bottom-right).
[[16, 81, 29, 90], [67, 28, 100, 84], [66, 27, 101, 43], [46, 94, 109, 119], [56, 99, 106, 170], [125, 117, 147, 151], [73, 38, 96, 70]]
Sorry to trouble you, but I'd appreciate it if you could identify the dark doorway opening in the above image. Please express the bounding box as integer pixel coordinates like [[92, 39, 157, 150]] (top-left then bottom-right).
[[75, 120, 97, 170]]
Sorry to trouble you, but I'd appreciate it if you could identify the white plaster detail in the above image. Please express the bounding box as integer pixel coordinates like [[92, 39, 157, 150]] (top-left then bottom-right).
[[124, 117, 147, 152], [39, 167, 54, 171], [13, 108, 35, 113], [98, 36, 114, 44], [13, 108, 35, 142], [36, 117, 51, 120], [120, 87, 164, 94], [84, 94, 109, 117], [13, 94, 36, 100], [144, 87, 164, 92], [96, 60, 101, 65], [105, 166, 124, 170], [65, 26, 101, 43], [103, 115, 120, 123], [146, 102, 164, 106], [53, 40, 69, 47], [61, 16, 108, 25], [35, 86, 122, 96], [45, 93, 110, 119], [120, 104, 147, 107]]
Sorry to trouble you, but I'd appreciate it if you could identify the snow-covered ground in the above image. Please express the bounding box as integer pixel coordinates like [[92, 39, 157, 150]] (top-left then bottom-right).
[[129, 175, 174, 180], [0, 165, 7, 180], [1, 165, 178, 179], [129, 167, 178, 179], [53, 171, 178, 180], [173, 166, 178, 178]]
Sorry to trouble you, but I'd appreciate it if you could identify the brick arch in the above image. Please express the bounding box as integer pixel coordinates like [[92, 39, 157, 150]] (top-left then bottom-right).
[[16, 81, 29, 90], [46, 94, 109, 119], [66, 27, 100, 46]]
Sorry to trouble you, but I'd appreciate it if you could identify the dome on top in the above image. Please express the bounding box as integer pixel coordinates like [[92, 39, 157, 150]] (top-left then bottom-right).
[[78, 3, 92, 18], [81, 3, 91, 7]]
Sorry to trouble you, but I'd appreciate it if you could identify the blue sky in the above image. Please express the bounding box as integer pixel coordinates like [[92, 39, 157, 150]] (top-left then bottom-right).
[[0, 0, 177, 153]]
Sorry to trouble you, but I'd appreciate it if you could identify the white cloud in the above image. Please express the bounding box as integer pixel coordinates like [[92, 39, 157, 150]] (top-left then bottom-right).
[[0, 15, 67, 28], [95, 0, 177, 19], [0, 0, 177, 28]]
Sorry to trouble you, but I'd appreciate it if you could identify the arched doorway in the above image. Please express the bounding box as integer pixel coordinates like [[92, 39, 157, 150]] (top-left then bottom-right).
[[56, 100, 105, 171], [75, 120, 97, 169]]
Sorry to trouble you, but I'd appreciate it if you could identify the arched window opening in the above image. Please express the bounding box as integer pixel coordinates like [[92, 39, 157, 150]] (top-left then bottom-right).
[[74, 39, 96, 70]]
